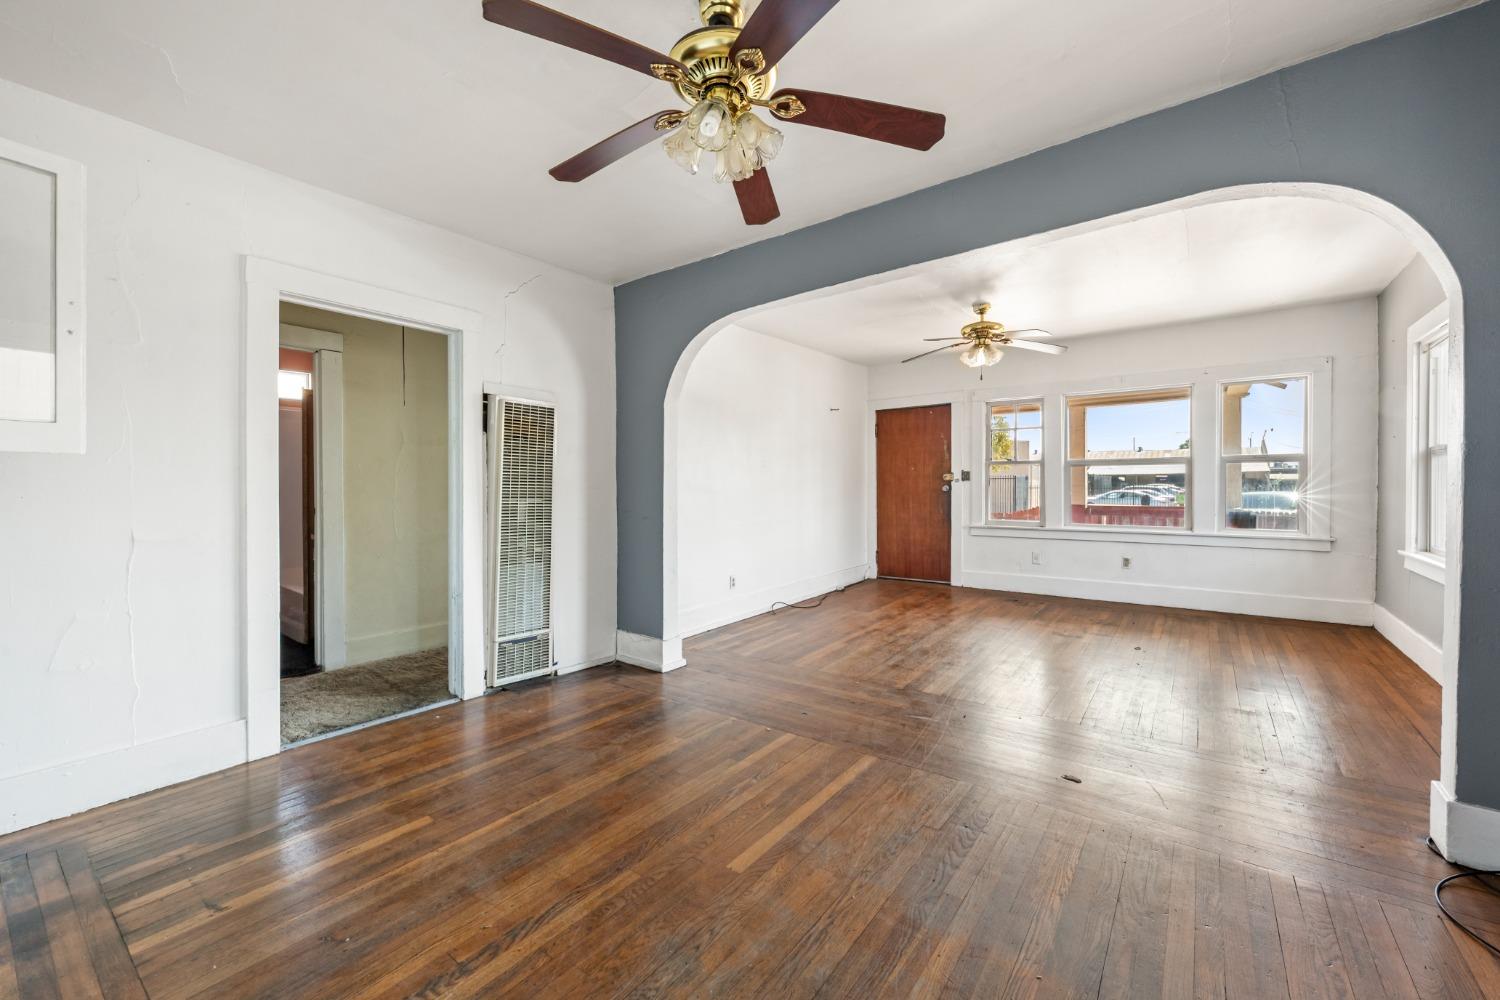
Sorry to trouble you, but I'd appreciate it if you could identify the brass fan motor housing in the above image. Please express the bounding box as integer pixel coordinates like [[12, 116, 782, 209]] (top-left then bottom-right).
[[668, 28, 777, 105], [667, 0, 777, 106], [960, 302, 1008, 345]]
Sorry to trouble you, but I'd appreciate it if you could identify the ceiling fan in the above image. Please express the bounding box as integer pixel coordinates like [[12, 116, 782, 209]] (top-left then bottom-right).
[[902, 302, 1068, 369], [480, 0, 947, 226]]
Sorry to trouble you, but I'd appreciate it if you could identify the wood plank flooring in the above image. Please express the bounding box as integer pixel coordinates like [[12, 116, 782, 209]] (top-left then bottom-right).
[[2, 580, 1496, 997]]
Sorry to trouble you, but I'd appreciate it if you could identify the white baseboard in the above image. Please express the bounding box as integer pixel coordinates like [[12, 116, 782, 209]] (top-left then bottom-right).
[[0, 720, 248, 836], [344, 622, 448, 667], [960, 569, 1374, 625], [1431, 780, 1500, 869], [679, 563, 871, 638], [1372, 604, 1444, 683], [616, 631, 685, 673], [556, 652, 619, 677]]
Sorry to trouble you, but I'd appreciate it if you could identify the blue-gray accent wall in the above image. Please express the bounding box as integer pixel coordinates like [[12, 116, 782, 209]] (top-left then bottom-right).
[[617, 4, 1500, 803]]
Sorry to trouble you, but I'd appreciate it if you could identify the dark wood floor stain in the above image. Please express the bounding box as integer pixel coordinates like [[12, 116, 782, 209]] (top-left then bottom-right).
[[2, 580, 1497, 997]]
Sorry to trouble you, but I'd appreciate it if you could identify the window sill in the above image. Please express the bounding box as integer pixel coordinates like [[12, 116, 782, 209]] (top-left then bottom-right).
[[969, 523, 1334, 551], [1399, 549, 1446, 584]]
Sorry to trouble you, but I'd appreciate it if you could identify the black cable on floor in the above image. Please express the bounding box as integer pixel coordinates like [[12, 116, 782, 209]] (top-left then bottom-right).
[[1426, 836, 1500, 957], [769, 583, 853, 613]]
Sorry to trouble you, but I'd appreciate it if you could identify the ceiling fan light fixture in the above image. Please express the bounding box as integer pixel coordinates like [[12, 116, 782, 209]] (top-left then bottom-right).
[[983, 343, 1005, 365], [686, 97, 736, 152], [714, 136, 753, 183], [959, 344, 987, 368], [737, 111, 783, 165], [662, 125, 704, 174], [713, 112, 783, 183]]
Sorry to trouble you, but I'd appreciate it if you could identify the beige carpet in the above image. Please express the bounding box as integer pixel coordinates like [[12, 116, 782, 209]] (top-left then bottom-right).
[[281, 647, 451, 745]]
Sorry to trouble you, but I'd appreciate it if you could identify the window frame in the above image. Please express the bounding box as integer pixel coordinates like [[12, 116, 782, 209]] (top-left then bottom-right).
[[1063, 383, 1194, 533], [1403, 303, 1451, 583], [0, 136, 85, 454], [982, 396, 1045, 527], [1216, 374, 1310, 535]]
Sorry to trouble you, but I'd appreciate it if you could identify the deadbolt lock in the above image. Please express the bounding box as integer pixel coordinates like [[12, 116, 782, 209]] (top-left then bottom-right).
[[941, 472, 956, 482]]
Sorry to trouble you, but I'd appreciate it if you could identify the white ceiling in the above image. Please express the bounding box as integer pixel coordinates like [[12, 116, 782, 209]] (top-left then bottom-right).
[[0, 0, 1472, 282], [737, 195, 1416, 365]]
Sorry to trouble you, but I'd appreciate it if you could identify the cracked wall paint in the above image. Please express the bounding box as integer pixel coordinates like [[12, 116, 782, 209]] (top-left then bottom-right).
[[0, 76, 616, 830]]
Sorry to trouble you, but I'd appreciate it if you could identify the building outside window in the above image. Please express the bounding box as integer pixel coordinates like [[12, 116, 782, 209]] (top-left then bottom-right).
[[986, 399, 1042, 524], [1220, 377, 1307, 532], [1065, 387, 1191, 529]]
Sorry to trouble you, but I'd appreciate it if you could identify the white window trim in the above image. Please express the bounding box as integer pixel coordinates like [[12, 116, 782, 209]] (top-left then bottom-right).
[[1064, 382, 1195, 533], [967, 355, 1334, 550], [981, 396, 1045, 527], [0, 137, 85, 454], [1405, 302, 1450, 582], [1216, 374, 1311, 535]]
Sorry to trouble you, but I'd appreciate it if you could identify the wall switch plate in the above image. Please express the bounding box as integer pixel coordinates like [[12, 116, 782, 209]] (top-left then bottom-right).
[[1121, 557, 1132, 569], [728, 576, 736, 589], [1031, 552, 1041, 566]]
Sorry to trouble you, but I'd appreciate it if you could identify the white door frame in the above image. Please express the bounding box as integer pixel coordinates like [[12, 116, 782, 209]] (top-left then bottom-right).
[[279, 323, 347, 670], [244, 258, 485, 759]]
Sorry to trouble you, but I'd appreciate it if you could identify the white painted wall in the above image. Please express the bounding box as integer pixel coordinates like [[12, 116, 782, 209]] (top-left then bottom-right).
[[676, 326, 869, 636], [867, 300, 1380, 623], [1375, 255, 1446, 650], [0, 77, 617, 834]]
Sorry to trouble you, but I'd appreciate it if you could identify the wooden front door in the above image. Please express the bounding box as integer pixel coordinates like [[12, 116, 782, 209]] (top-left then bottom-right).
[[876, 404, 952, 582]]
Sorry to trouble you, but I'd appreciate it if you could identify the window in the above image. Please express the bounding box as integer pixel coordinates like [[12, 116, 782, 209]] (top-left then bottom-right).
[[278, 370, 313, 401], [986, 400, 1042, 524], [0, 138, 84, 453], [1066, 387, 1190, 528], [1220, 377, 1307, 532], [1409, 314, 1451, 571]]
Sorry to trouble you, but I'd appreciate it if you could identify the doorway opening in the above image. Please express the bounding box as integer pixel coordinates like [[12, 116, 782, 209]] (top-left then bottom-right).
[[276, 302, 455, 745]]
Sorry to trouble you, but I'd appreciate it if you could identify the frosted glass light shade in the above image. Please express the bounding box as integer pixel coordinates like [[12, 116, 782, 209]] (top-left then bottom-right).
[[736, 112, 783, 167], [686, 98, 736, 152], [663, 126, 703, 174], [959, 343, 1005, 368], [665, 107, 785, 184], [714, 138, 753, 183]]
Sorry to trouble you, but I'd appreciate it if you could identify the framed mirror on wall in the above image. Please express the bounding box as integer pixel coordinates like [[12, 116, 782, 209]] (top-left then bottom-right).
[[0, 136, 84, 453]]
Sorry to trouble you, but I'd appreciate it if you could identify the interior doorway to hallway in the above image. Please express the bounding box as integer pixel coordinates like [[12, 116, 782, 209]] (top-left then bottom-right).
[[276, 303, 455, 745]]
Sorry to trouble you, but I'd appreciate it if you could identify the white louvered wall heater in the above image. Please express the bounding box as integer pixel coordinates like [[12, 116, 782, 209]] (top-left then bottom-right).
[[485, 394, 556, 686]]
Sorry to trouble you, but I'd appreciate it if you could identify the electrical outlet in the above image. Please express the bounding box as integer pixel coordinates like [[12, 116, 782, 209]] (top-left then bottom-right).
[[728, 575, 736, 589], [1121, 557, 1132, 569], [1030, 551, 1041, 566]]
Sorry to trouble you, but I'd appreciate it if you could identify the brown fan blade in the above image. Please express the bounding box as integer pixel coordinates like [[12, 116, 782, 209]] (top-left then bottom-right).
[[732, 0, 842, 70], [1006, 339, 1067, 355], [1006, 328, 1053, 339], [734, 169, 780, 226], [482, 0, 685, 79], [772, 90, 945, 150], [550, 112, 681, 182], [901, 343, 962, 364]]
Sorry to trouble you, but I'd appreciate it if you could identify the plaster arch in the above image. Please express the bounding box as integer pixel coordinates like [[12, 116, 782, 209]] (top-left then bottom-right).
[[651, 183, 1482, 856], [618, 2, 1500, 864]]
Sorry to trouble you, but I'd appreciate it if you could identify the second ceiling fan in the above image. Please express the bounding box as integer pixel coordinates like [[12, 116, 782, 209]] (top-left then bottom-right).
[[481, 0, 947, 225], [903, 302, 1068, 370]]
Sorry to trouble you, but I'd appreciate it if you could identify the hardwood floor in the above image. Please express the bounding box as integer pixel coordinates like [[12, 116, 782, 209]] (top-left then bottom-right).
[[2, 580, 1496, 997]]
